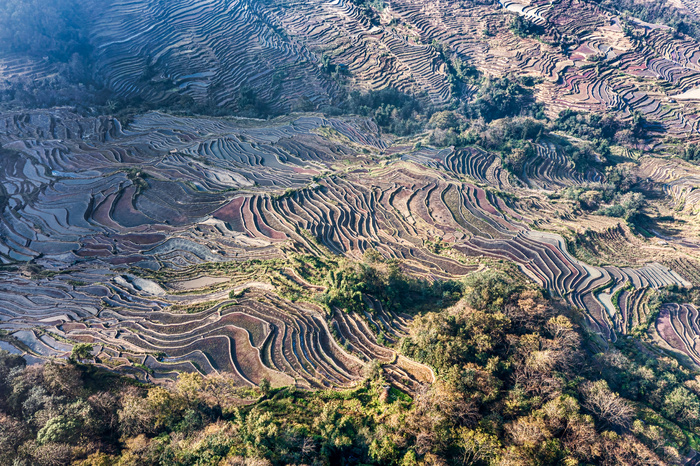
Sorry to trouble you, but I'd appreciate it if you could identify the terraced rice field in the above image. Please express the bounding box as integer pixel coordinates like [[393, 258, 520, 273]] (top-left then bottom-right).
[[0, 109, 435, 387], [1, 104, 698, 384], [3, 0, 700, 386], [639, 156, 700, 215], [46, 0, 696, 134], [656, 303, 700, 365]]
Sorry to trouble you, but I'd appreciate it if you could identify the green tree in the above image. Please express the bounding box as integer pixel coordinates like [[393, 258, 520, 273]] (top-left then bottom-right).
[[663, 386, 700, 429], [70, 343, 93, 363], [36, 415, 82, 444]]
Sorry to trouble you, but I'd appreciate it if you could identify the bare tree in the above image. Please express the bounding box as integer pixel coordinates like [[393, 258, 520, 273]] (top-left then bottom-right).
[[580, 380, 634, 429]]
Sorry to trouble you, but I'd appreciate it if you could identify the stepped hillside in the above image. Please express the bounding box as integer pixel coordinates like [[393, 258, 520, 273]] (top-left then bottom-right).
[[1, 106, 696, 383], [64, 0, 700, 132], [4, 0, 700, 464], [5, 0, 699, 126]]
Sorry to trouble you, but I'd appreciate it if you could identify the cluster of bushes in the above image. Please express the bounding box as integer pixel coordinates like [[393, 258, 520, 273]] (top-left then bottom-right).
[[345, 0, 383, 25], [467, 75, 544, 122], [418, 95, 652, 184], [553, 110, 621, 142], [676, 143, 700, 162], [335, 73, 541, 140], [0, 78, 111, 111], [594, 339, 700, 448], [427, 111, 546, 169], [340, 88, 433, 136], [427, 110, 473, 147], [312, 251, 462, 314], [420, 77, 643, 177], [557, 162, 648, 222], [0, 347, 422, 465], [475, 117, 545, 173], [509, 15, 545, 38], [320, 54, 350, 78], [0, 349, 279, 465], [431, 41, 481, 99], [430, 112, 612, 177], [553, 110, 650, 171], [556, 109, 647, 142], [657, 284, 700, 308], [411, 105, 653, 203], [211, 251, 460, 316], [595, 192, 646, 220]]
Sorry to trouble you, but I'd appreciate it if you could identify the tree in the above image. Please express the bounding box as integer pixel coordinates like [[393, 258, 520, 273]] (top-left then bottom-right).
[[146, 387, 181, 430], [0, 350, 25, 411], [259, 378, 271, 397], [175, 372, 203, 405], [0, 413, 29, 462], [579, 380, 634, 428], [457, 428, 500, 465], [43, 362, 82, 397], [118, 388, 158, 437], [680, 143, 700, 161], [618, 192, 645, 220], [36, 414, 82, 444], [632, 111, 647, 138], [663, 386, 700, 429], [84, 391, 119, 437], [201, 373, 241, 414], [70, 343, 93, 363], [429, 110, 461, 130], [579, 190, 602, 210], [462, 269, 520, 311], [505, 415, 552, 454]]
